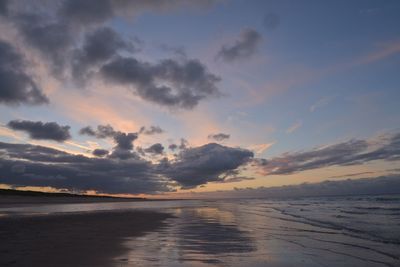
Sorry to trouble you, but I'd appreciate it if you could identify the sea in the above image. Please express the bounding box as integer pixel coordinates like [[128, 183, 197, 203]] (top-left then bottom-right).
[[1, 195, 399, 267]]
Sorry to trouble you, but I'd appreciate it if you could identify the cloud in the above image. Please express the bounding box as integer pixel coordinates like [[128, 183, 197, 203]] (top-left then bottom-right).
[[245, 175, 400, 198], [208, 133, 230, 141], [0, 0, 9, 15], [79, 124, 138, 152], [71, 26, 135, 82], [0, 40, 48, 105], [95, 125, 118, 138], [1, 0, 221, 109], [286, 120, 302, 134], [168, 144, 178, 151], [256, 132, 400, 175], [144, 143, 164, 154], [139, 125, 164, 135], [7, 120, 71, 142], [12, 13, 73, 75], [0, 140, 254, 193], [79, 125, 117, 139], [0, 141, 169, 194], [190, 175, 400, 199], [216, 176, 255, 183], [101, 56, 221, 109], [169, 138, 189, 151], [327, 171, 376, 179], [179, 138, 189, 150], [113, 132, 138, 150], [58, 0, 114, 26], [79, 124, 140, 160], [79, 126, 96, 136], [214, 169, 255, 183], [92, 148, 109, 157], [216, 28, 262, 62], [160, 143, 254, 188]]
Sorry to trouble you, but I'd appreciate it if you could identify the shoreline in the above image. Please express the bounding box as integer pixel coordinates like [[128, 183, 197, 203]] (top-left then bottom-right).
[[0, 195, 148, 207], [0, 196, 189, 207], [0, 210, 172, 267]]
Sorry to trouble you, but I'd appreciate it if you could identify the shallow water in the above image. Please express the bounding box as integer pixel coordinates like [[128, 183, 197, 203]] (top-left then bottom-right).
[[1, 195, 400, 267]]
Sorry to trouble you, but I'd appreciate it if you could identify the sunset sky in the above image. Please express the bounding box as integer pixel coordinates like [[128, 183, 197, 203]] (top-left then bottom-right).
[[0, 0, 399, 197]]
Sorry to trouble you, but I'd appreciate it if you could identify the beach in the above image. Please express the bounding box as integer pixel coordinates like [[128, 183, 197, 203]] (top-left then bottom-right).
[[0, 210, 171, 267], [1, 196, 399, 267], [0, 195, 146, 207]]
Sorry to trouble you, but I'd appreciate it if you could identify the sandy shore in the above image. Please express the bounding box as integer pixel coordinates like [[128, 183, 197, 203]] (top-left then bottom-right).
[[0, 195, 148, 207], [0, 210, 172, 267]]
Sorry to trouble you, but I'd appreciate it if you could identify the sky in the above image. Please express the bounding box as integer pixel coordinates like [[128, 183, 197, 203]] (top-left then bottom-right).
[[0, 0, 399, 198]]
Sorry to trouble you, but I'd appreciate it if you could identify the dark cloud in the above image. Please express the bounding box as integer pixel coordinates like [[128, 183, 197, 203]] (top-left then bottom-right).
[[0, 0, 9, 15], [256, 133, 400, 175], [169, 138, 189, 151], [113, 132, 138, 150], [139, 125, 164, 135], [58, 0, 113, 26], [215, 176, 255, 183], [208, 133, 230, 141], [7, 120, 71, 142], [79, 126, 96, 136], [0, 142, 90, 164], [0, 40, 48, 105], [211, 169, 254, 183], [225, 175, 400, 199], [96, 124, 118, 138], [13, 13, 73, 74], [169, 143, 178, 151], [72, 26, 134, 82], [92, 148, 109, 157], [109, 148, 140, 160], [0, 140, 254, 193], [101, 56, 221, 109], [179, 138, 189, 150], [79, 124, 138, 159], [216, 28, 262, 62], [10, 4, 123, 76], [187, 175, 400, 199], [144, 143, 164, 154], [160, 143, 254, 188], [1, 1, 221, 109], [327, 171, 376, 179], [0, 141, 170, 194], [79, 124, 116, 138]]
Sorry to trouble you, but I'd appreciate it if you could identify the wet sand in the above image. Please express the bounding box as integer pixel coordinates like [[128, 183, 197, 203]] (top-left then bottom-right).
[[0, 195, 147, 207], [0, 210, 172, 267]]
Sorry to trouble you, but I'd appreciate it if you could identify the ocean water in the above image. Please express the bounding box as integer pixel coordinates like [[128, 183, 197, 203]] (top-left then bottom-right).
[[1, 195, 399, 267]]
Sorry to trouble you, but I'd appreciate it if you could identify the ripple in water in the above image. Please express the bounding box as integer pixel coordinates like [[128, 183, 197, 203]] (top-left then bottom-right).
[[112, 196, 400, 267]]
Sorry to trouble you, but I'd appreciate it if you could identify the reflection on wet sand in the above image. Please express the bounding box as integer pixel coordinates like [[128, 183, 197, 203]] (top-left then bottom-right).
[[177, 208, 255, 259], [117, 198, 400, 267], [121, 206, 255, 266]]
